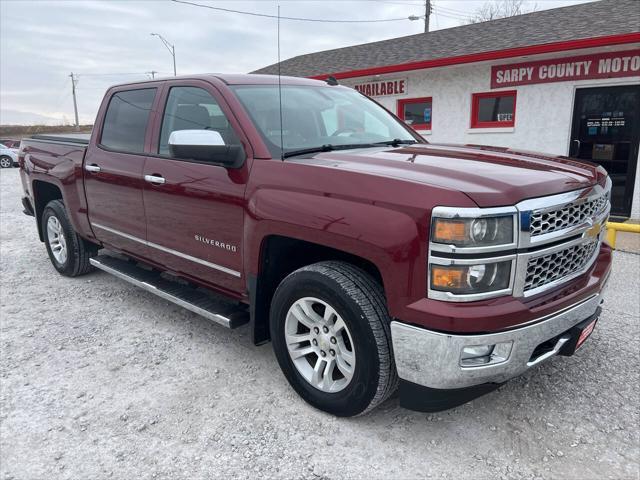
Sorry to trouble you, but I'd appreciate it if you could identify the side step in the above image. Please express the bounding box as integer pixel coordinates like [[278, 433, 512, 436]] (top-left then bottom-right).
[[90, 255, 249, 329]]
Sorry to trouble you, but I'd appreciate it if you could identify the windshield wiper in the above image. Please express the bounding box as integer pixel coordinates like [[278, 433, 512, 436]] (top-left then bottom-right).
[[374, 139, 418, 147], [282, 143, 380, 159]]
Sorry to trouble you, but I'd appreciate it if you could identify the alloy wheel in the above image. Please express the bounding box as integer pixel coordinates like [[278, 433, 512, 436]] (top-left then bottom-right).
[[285, 297, 356, 393], [47, 216, 67, 264]]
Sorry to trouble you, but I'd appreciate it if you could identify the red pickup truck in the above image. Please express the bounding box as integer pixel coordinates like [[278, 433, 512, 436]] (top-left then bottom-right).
[[19, 74, 611, 416]]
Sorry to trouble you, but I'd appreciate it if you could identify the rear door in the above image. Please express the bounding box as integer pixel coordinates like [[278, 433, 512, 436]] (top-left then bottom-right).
[[84, 86, 158, 257], [142, 81, 251, 294]]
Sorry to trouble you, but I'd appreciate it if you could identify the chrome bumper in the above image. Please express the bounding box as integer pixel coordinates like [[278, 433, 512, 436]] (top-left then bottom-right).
[[390, 293, 603, 390]]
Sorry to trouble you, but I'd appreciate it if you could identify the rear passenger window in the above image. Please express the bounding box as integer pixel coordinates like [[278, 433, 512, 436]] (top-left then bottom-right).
[[159, 86, 240, 156], [101, 88, 156, 153]]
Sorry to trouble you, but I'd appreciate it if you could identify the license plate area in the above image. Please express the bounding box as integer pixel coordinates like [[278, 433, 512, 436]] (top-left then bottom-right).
[[558, 310, 600, 356]]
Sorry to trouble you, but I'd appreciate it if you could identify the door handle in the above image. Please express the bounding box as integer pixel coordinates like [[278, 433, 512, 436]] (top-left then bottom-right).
[[144, 174, 166, 185], [85, 164, 101, 173]]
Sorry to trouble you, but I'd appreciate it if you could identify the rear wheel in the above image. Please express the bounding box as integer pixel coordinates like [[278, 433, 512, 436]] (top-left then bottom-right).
[[42, 200, 96, 276], [270, 261, 398, 416], [0, 156, 12, 168]]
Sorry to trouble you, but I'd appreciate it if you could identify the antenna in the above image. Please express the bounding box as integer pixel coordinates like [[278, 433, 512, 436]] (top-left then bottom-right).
[[277, 5, 284, 161]]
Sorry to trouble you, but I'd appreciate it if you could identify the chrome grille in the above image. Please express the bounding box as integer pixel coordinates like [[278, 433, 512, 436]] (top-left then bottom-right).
[[530, 194, 607, 236], [524, 240, 599, 292]]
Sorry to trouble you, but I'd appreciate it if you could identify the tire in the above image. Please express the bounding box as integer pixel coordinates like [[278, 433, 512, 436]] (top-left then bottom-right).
[[270, 261, 398, 416], [0, 156, 12, 168], [42, 199, 96, 276]]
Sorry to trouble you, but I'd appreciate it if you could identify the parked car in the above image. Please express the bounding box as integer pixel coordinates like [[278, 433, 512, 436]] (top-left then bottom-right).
[[18, 75, 611, 416], [0, 139, 21, 150], [0, 143, 18, 168]]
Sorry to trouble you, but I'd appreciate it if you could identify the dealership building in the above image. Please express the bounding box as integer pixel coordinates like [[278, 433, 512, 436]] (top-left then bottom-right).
[[254, 0, 640, 219]]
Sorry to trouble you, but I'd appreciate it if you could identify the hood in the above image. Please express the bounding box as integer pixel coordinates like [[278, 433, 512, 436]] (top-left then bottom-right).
[[306, 143, 605, 207]]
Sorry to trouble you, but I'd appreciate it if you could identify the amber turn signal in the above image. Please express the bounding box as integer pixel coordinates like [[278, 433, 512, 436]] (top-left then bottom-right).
[[431, 266, 465, 289], [433, 219, 467, 243]]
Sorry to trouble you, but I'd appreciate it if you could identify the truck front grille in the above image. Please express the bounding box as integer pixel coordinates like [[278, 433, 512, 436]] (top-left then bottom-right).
[[530, 194, 608, 237], [524, 240, 599, 292]]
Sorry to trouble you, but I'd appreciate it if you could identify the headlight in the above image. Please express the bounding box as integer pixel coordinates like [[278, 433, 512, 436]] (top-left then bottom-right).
[[430, 261, 511, 295], [432, 216, 514, 247]]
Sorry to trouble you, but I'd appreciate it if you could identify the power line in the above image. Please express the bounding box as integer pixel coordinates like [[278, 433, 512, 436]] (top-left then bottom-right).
[[433, 9, 468, 21], [374, 0, 424, 5], [75, 72, 152, 77], [435, 4, 472, 15], [171, 0, 424, 23]]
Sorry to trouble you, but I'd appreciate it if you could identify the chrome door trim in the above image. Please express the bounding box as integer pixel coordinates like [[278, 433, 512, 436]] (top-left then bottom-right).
[[91, 222, 241, 278], [85, 164, 101, 173]]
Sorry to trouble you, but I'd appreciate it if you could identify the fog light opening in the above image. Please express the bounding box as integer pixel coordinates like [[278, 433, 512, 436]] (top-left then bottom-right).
[[460, 341, 513, 368], [461, 344, 495, 366]]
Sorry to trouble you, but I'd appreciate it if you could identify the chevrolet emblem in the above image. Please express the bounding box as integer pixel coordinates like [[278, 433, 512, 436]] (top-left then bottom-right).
[[585, 222, 602, 239]]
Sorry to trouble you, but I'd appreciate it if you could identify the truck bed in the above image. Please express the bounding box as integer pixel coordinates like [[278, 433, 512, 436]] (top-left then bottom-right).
[[29, 133, 91, 145]]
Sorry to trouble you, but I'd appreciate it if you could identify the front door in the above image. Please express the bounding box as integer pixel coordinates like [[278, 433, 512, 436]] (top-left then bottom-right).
[[84, 87, 158, 258], [142, 82, 249, 295], [570, 85, 640, 218]]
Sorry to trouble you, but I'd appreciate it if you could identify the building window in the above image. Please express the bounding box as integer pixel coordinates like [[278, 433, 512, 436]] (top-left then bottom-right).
[[398, 97, 432, 130], [471, 90, 516, 128]]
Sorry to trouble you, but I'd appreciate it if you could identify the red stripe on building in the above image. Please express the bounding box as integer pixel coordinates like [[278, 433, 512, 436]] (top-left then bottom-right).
[[309, 33, 640, 80]]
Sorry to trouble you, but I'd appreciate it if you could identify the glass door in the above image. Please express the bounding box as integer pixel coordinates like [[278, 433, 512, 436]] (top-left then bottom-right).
[[570, 85, 640, 218]]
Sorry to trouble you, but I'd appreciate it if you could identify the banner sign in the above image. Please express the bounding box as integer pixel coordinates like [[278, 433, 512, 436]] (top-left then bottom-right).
[[354, 78, 407, 97], [491, 49, 640, 89]]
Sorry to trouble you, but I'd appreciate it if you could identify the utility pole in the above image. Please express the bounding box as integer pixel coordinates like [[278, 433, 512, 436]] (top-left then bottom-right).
[[424, 0, 431, 33], [171, 44, 176, 77], [147, 70, 158, 79], [69, 72, 79, 131]]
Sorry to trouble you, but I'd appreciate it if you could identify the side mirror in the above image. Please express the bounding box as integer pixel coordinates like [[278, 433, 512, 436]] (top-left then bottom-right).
[[168, 130, 245, 168]]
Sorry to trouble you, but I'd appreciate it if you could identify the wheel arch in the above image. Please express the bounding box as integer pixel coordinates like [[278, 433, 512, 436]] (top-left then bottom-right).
[[32, 180, 64, 241], [249, 234, 388, 345]]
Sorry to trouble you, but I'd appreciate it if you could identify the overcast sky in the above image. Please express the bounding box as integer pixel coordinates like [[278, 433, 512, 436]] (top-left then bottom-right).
[[0, 0, 591, 125]]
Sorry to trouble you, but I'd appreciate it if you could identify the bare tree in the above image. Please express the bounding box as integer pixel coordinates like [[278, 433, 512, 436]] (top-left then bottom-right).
[[468, 0, 537, 23]]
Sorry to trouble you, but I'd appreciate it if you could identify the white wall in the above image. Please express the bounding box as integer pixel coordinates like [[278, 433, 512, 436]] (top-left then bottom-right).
[[340, 46, 640, 218]]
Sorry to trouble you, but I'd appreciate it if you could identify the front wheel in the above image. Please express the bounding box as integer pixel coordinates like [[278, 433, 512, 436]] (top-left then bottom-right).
[[0, 156, 13, 168], [42, 200, 96, 276], [270, 261, 398, 416]]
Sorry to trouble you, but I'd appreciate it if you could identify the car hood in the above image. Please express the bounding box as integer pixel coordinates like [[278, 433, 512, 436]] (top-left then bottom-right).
[[305, 143, 605, 207]]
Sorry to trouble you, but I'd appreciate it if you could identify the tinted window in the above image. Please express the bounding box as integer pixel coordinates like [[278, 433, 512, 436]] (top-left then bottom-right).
[[159, 86, 240, 156], [101, 88, 156, 153], [477, 95, 515, 123], [401, 99, 432, 128]]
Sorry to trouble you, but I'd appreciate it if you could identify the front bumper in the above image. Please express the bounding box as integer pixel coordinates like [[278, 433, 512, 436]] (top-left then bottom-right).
[[391, 292, 603, 410]]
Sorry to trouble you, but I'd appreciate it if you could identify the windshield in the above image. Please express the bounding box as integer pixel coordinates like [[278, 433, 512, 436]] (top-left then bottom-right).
[[231, 85, 419, 158]]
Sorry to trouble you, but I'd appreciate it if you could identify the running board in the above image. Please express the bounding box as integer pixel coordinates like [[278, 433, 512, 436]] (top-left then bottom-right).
[[89, 255, 249, 329]]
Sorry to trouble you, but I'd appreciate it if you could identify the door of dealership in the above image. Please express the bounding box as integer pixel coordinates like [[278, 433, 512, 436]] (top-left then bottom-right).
[[570, 85, 640, 218]]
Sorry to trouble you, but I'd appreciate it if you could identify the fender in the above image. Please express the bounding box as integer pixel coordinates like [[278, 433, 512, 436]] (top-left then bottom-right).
[[22, 140, 94, 241], [246, 186, 425, 317], [243, 158, 477, 320]]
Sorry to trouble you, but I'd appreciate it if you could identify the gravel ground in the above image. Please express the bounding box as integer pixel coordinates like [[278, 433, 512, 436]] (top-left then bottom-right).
[[1, 168, 639, 480]]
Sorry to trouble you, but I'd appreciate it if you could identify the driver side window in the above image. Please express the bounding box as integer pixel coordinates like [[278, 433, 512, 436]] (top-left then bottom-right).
[[158, 86, 239, 156]]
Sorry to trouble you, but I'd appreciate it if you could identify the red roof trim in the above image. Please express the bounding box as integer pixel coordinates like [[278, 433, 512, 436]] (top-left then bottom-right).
[[309, 32, 640, 80]]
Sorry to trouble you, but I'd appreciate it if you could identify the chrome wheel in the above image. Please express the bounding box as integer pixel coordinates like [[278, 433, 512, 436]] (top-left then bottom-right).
[[285, 297, 356, 393], [0, 157, 11, 168], [47, 216, 67, 264]]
